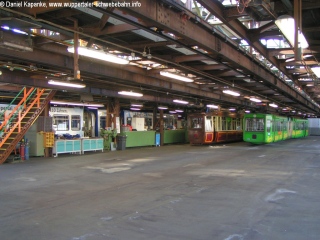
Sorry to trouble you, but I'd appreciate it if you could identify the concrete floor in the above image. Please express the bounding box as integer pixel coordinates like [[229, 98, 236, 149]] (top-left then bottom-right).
[[1, 136, 320, 240]]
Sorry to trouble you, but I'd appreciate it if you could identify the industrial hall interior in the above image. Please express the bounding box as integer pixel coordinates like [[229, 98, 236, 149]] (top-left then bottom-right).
[[1, 1, 320, 240]]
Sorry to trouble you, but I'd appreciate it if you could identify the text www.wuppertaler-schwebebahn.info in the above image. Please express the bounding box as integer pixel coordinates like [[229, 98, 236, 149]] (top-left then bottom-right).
[[1, 1, 142, 8]]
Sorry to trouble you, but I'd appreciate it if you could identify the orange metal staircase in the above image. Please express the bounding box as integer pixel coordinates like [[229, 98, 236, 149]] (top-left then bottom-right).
[[0, 87, 56, 164]]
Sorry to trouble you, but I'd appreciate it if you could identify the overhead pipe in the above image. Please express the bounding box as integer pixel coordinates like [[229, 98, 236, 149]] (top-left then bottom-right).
[[294, 0, 302, 61]]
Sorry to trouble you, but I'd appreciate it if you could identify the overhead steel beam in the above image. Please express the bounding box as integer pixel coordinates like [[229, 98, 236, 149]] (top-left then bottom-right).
[[0, 47, 248, 107], [90, 0, 319, 112], [194, 64, 229, 71], [173, 54, 208, 63], [301, 1, 320, 10], [195, 0, 289, 76], [0, 69, 196, 105], [82, 24, 138, 36]]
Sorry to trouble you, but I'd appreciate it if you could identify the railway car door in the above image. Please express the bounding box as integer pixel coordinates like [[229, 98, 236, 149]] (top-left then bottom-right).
[[188, 114, 205, 145], [204, 116, 214, 143], [288, 117, 293, 139], [84, 111, 96, 137]]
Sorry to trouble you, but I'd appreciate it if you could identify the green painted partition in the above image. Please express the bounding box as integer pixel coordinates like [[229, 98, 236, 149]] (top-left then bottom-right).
[[124, 131, 156, 148], [164, 129, 186, 144]]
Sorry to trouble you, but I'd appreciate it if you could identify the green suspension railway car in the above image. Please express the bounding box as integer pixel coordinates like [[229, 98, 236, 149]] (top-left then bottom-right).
[[243, 113, 309, 144]]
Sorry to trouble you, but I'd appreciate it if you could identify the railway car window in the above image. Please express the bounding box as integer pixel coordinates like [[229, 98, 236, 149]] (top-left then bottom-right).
[[245, 118, 264, 131], [191, 117, 202, 128], [282, 121, 287, 131], [205, 116, 213, 132], [71, 115, 81, 131], [266, 120, 271, 132], [214, 117, 221, 131], [276, 121, 281, 131], [100, 116, 106, 129], [236, 118, 242, 130], [221, 117, 226, 130], [145, 118, 152, 130], [53, 114, 69, 131]]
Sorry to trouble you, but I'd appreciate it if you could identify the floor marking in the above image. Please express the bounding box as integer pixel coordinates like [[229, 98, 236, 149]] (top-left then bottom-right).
[[224, 234, 244, 240], [170, 198, 182, 204], [72, 233, 95, 240], [14, 177, 37, 181], [84, 166, 131, 173], [142, 172, 163, 178], [265, 188, 296, 202], [100, 216, 113, 221]]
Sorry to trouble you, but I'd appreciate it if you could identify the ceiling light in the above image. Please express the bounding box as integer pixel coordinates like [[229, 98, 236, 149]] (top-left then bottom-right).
[[311, 66, 320, 78], [118, 91, 143, 97], [275, 16, 309, 49], [160, 71, 194, 82], [245, 110, 250, 113], [130, 107, 140, 111], [50, 100, 104, 107], [169, 111, 177, 114], [67, 46, 129, 65], [131, 103, 143, 107], [206, 104, 219, 109], [175, 109, 184, 112], [158, 106, 168, 110], [48, 79, 86, 88], [269, 103, 278, 108], [249, 97, 262, 103], [173, 99, 189, 104], [229, 108, 236, 111], [223, 89, 240, 96]]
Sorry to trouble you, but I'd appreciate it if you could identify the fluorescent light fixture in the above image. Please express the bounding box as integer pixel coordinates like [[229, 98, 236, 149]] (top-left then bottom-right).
[[173, 99, 189, 104], [229, 108, 236, 111], [275, 16, 309, 49], [50, 100, 104, 107], [118, 91, 143, 97], [130, 107, 140, 111], [13, 29, 28, 35], [67, 46, 129, 65], [87, 107, 98, 109], [311, 67, 320, 78], [175, 109, 184, 112], [169, 110, 177, 114], [158, 106, 168, 110], [245, 110, 250, 113], [269, 103, 278, 108], [131, 103, 143, 107], [249, 97, 262, 103], [48, 79, 86, 88], [160, 71, 194, 82], [206, 104, 219, 109], [223, 89, 240, 96]]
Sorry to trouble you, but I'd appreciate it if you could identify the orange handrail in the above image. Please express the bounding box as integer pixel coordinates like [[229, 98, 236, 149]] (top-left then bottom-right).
[[0, 87, 35, 130], [0, 89, 45, 148]]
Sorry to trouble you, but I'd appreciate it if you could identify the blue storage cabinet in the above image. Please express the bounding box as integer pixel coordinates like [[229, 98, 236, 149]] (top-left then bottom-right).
[[53, 139, 81, 157], [81, 138, 104, 154], [155, 133, 160, 146]]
